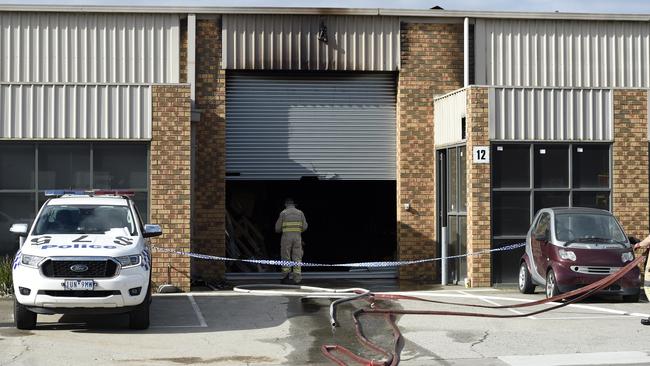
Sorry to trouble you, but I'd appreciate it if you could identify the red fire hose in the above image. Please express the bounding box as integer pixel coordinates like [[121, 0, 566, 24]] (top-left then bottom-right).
[[321, 253, 647, 366]]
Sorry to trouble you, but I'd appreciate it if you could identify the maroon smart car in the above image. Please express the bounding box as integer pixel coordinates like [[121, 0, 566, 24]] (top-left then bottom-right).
[[518, 207, 640, 301]]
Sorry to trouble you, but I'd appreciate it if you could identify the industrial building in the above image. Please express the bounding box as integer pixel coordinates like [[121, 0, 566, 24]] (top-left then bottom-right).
[[0, 5, 648, 290]]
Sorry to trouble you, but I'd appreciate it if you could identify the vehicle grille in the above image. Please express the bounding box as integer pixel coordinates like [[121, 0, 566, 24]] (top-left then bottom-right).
[[37, 290, 120, 298], [41, 259, 118, 278], [571, 266, 620, 275]]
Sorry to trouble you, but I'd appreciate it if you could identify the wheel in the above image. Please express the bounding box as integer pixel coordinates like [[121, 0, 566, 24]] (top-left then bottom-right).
[[623, 292, 640, 303], [518, 262, 536, 294], [128, 286, 151, 330], [14, 298, 37, 330], [546, 269, 561, 299]]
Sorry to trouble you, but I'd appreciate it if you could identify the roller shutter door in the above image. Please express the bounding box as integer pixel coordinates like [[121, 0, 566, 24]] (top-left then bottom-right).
[[226, 72, 396, 180]]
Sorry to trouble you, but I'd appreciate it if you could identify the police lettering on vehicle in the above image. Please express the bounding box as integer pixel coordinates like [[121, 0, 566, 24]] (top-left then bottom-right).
[[39, 244, 118, 250]]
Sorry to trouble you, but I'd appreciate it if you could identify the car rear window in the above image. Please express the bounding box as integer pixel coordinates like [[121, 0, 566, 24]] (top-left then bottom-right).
[[33, 205, 137, 236]]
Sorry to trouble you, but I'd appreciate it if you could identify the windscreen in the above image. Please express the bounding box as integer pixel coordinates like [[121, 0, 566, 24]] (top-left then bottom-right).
[[555, 213, 627, 245], [33, 205, 136, 236]]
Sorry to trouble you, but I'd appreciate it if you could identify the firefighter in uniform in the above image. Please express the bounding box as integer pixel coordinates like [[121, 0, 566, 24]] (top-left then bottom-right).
[[275, 198, 308, 284], [634, 235, 650, 325]]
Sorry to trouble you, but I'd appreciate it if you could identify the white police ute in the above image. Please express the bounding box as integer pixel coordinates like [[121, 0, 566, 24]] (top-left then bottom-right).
[[10, 190, 161, 330]]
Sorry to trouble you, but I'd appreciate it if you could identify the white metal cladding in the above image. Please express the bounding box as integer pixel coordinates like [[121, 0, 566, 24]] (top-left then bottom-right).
[[222, 14, 399, 71], [475, 19, 650, 88], [226, 72, 397, 180], [0, 12, 179, 83], [490, 88, 612, 141], [0, 84, 151, 139], [434, 88, 467, 147]]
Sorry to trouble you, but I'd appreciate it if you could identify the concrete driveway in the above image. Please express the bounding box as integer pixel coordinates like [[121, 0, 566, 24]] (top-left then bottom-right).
[[1, 286, 650, 365]]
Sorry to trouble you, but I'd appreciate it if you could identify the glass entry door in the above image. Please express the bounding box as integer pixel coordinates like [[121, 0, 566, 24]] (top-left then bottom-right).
[[438, 146, 468, 284]]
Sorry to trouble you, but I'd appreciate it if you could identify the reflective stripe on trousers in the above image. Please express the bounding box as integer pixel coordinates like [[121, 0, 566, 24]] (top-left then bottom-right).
[[645, 255, 650, 300]]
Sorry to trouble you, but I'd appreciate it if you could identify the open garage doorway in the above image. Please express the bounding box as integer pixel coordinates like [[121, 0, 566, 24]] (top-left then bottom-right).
[[225, 71, 397, 278], [226, 180, 396, 277]]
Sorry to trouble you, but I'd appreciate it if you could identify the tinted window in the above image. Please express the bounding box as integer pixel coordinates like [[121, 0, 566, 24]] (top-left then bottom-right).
[[573, 191, 610, 210], [0, 145, 34, 189], [459, 147, 467, 212], [33, 205, 136, 236], [492, 145, 530, 188], [38, 145, 90, 189], [534, 191, 569, 214], [448, 148, 458, 212], [573, 145, 609, 188], [0, 194, 35, 255], [493, 192, 530, 236], [93, 144, 148, 189], [534, 145, 568, 188]]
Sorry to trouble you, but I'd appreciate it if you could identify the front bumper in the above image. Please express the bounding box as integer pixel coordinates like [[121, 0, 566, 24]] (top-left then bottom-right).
[[13, 265, 149, 311], [553, 262, 641, 295]]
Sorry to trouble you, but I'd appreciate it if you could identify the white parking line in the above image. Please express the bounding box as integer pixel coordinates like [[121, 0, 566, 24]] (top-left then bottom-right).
[[382, 291, 650, 319], [499, 351, 650, 366], [456, 290, 537, 319], [187, 293, 208, 328]]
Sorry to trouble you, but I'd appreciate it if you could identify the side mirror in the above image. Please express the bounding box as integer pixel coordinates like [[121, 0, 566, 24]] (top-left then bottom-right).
[[534, 232, 548, 242], [629, 236, 640, 245], [143, 224, 163, 238], [10, 223, 29, 237]]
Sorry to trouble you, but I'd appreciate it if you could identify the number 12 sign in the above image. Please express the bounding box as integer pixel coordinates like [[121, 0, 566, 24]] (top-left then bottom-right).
[[473, 146, 490, 164]]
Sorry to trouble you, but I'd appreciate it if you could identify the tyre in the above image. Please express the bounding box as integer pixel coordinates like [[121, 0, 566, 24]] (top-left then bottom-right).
[[128, 286, 151, 330], [14, 298, 37, 330], [622, 292, 640, 303], [546, 268, 561, 299], [518, 262, 536, 294]]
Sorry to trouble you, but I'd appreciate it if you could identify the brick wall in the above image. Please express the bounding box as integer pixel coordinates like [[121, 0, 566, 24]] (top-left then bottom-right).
[[192, 19, 227, 281], [613, 90, 649, 260], [150, 84, 192, 291], [465, 87, 491, 287], [398, 22, 463, 280], [179, 18, 187, 83]]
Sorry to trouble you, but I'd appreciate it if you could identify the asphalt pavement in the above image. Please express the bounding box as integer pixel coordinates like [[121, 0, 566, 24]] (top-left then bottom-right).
[[1, 285, 650, 365]]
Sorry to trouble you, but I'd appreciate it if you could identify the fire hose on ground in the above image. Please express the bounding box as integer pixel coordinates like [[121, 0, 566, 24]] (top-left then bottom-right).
[[154, 243, 648, 365], [234, 252, 647, 366]]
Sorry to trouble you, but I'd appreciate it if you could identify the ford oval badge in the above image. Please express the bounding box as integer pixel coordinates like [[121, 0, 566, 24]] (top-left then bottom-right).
[[70, 264, 89, 273]]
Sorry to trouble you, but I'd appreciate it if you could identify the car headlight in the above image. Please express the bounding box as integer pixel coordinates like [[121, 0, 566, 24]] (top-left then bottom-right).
[[21, 254, 44, 268], [559, 249, 577, 261], [115, 255, 142, 268], [621, 251, 634, 263]]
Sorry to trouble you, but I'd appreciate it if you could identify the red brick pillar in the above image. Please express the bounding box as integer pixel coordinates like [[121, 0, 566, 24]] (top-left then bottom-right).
[[150, 85, 192, 291], [612, 90, 649, 271], [465, 87, 491, 287], [193, 19, 227, 282], [398, 22, 463, 281]]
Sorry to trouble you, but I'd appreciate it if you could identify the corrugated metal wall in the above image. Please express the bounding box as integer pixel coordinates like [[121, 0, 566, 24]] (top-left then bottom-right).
[[222, 14, 399, 71], [475, 19, 650, 87], [0, 12, 179, 83], [226, 72, 396, 180], [0, 84, 151, 139], [490, 88, 612, 141], [434, 88, 467, 147]]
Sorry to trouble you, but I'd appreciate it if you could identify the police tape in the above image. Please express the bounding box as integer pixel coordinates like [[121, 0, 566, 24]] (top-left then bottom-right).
[[151, 242, 526, 268]]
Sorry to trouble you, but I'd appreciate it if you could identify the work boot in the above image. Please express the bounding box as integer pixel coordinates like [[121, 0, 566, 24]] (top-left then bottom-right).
[[293, 273, 302, 285], [641, 317, 650, 326], [281, 273, 292, 285]]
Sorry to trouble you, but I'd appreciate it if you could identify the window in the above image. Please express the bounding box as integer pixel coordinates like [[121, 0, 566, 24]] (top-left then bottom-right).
[[534, 213, 550, 237], [0, 142, 149, 256], [491, 143, 611, 284]]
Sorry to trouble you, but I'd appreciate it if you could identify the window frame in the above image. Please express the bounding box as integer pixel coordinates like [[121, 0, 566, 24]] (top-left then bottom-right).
[[492, 142, 612, 242], [0, 141, 150, 222]]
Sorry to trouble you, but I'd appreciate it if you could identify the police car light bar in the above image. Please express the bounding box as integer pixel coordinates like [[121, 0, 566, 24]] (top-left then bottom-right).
[[92, 190, 136, 197], [44, 190, 136, 197], [44, 190, 87, 197]]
